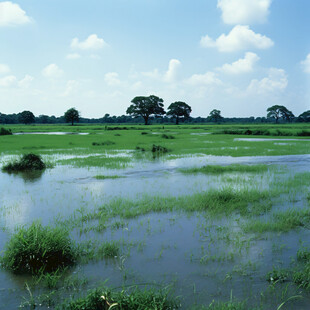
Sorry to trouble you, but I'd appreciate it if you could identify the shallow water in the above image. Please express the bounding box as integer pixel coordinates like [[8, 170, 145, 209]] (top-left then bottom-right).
[[234, 138, 310, 142], [0, 152, 310, 308], [13, 132, 89, 135]]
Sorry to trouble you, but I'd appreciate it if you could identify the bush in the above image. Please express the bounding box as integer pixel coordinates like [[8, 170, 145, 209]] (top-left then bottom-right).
[[151, 144, 168, 153], [92, 141, 115, 146], [161, 134, 175, 139], [0, 127, 12, 135], [0, 222, 76, 274], [2, 153, 46, 172]]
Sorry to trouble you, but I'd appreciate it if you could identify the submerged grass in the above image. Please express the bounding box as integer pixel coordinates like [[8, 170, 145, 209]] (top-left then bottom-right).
[[0, 222, 76, 274], [95, 175, 124, 180], [58, 286, 179, 310], [179, 164, 269, 174]]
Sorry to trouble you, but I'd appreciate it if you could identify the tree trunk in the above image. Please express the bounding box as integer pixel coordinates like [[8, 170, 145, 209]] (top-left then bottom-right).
[[144, 116, 149, 125], [176, 117, 179, 125]]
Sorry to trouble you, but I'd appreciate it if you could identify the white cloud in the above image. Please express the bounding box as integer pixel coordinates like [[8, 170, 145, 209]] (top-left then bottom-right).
[[71, 34, 107, 50], [200, 25, 274, 52], [0, 63, 10, 74], [218, 52, 260, 74], [164, 59, 181, 83], [0, 1, 32, 27], [18, 74, 33, 88], [42, 64, 64, 78], [66, 53, 81, 60], [248, 68, 288, 93], [104, 72, 121, 86], [187, 72, 222, 86], [301, 54, 310, 74], [142, 68, 160, 79], [217, 0, 272, 24], [62, 80, 78, 96], [0, 75, 17, 87]]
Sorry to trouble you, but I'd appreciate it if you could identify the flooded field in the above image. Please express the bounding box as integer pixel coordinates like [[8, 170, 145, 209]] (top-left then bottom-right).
[[0, 125, 310, 309]]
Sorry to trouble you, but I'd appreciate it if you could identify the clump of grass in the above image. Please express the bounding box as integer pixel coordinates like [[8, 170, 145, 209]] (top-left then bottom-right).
[[0, 127, 12, 135], [161, 134, 175, 139], [141, 131, 149, 135], [95, 175, 124, 180], [180, 164, 268, 174], [59, 286, 179, 310], [92, 140, 115, 146], [0, 222, 76, 274], [293, 264, 310, 289], [136, 146, 146, 151], [98, 241, 120, 258], [151, 144, 168, 153], [266, 268, 289, 283], [297, 247, 310, 261], [2, 153, 46, 172]]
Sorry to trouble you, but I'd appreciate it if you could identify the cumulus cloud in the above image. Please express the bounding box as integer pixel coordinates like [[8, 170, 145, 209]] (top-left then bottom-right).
[[62, 80, 78, 96], [247, 68, 288, 93], [42, 64, 64, 78], [218, 52, 260, 74], [104, 72, 121, 86], [217, 0, 272, 24], [187, 72, 222, 86], [0, 1, 32, 27], [71, 34, 107, 50], [301, 54, 310, 74], [0, 63, 10, 74], [0, 75, 17, 87], [18, 74, 33, 88], [200, 25, 274, 52], [66, 53, 81, 60], [164, 59, 181, 83]]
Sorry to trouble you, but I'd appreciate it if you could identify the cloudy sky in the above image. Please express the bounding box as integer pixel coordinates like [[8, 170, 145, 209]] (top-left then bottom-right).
[[0, 0, 309, 118]]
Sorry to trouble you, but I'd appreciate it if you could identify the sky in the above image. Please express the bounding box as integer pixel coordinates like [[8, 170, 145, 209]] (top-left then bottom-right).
[[0, 0, 309, 118]]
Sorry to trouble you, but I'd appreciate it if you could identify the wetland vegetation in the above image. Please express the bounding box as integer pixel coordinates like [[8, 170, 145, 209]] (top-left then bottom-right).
[[0, 123, 310, 309]]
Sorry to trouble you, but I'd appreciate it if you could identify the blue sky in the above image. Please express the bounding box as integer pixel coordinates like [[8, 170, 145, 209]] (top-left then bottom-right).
[[0, 0, 309, 118]]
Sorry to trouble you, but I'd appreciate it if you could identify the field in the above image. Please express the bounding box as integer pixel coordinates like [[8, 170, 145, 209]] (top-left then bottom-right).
[[0, 123, 310, 309]]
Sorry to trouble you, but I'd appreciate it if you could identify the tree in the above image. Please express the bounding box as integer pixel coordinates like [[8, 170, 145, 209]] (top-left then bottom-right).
[[267, 105, 294, 123], [207, 109, 223, 123], [126, 95, 165, 125], [18, 111, 35, 124], [167, 101, 192, 124], [298, 110, 310, 122], [64, 108, 80, 126]]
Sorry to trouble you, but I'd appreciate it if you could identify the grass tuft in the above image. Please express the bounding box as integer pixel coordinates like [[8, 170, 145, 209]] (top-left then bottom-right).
[[2, 153, 46, 172], [0, 222, 76, 274]]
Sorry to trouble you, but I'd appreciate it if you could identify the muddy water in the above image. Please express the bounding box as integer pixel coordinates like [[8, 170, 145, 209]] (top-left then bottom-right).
[[0, 153, 310, 308]]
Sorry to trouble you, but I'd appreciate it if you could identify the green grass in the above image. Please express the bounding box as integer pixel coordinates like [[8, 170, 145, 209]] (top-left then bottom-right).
[[95, 175, 124, 180], [58, 286, 179, 310], [0, 222, 76, 274], [179, 164, 269, 174]]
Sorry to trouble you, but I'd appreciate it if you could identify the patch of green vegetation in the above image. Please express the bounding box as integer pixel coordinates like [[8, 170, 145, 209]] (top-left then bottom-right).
[[180, 164, 269, 174], [196, 300, 257, 310], [161, 134, 175, 139], [243, 209, 310, 233], [92, 140, 116, 146], [266, 268, 289, 283], [98, 241, 120, 258], [57, 155, 132, 169], [151, 144, 169, 154], [0, 222, 76, 274], [58, 286, 179, 310], [0, 127, 12, 135], [2, 153, 46, 172], [95, 175, 124, 180]]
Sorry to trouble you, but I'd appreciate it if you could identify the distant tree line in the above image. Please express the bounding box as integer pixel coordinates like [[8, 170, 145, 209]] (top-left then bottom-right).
[[1, 99, 309, 125]]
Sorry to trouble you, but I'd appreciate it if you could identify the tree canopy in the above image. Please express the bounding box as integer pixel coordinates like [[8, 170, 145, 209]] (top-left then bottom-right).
[[298, 110, 310, 122], [64, 108, 80, 126], [167, 101, 192, 124], [18, 111, 35, 124], [126, 95, 165, 125], [267, 105, 294, 123], [207, 109, 223, 123]]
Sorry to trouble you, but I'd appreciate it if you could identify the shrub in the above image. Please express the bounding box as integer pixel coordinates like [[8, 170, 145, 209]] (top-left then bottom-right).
[[92, 141, 115, 146], [0, 222, 76, 274], [0, 127, 12, 135], [161, 134, 175, 139], [2, 153, 46, 172], [151, 144, 168, 153]]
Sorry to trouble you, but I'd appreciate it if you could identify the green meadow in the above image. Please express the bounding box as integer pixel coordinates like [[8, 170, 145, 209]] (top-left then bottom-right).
[[0, 123, 310, 309]]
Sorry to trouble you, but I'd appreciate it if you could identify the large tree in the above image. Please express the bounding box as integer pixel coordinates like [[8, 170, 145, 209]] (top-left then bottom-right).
[[126, 95, 165, 125], [267, 105, 294, 123], [64, 108, 80, 126], [298, 110, 310, 122], [18, 111, 35, 124], [167, 101, 192, 124], [207, 109, 223, 123]]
